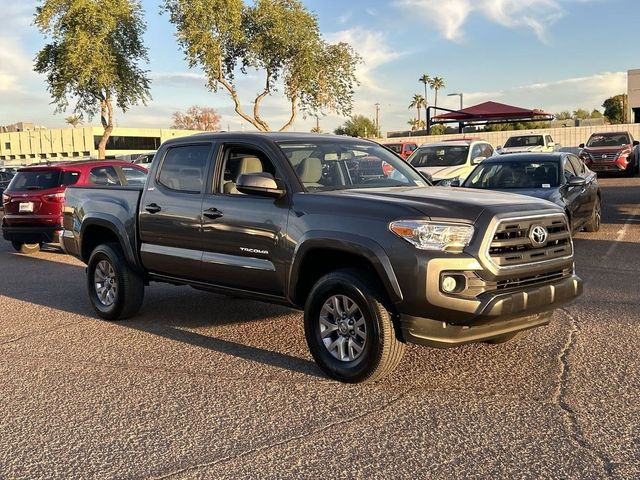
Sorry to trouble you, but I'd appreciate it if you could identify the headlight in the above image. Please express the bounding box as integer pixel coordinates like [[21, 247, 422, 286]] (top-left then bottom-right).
[[389, 220, 474, 252]]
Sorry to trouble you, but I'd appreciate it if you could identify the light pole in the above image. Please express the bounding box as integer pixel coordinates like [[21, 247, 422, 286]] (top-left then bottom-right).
[[448, 92, 463, 111], [374, 103, 380, 137], [419, 75, 430, 128]]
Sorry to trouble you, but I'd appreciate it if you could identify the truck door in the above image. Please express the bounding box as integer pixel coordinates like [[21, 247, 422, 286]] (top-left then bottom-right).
[[138, 142, 213, 279], [199, 142, 290, 296]]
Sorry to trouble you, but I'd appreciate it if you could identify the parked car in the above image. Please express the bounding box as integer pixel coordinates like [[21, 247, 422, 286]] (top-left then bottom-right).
[[132, 151, 156, 165], [578, 131, 639, 176], [62, 132, 582, 383], [407, 139, 495, 185], [0, 170, 15, 206], [498, 134, 558, 154], [459, 152, 601, 233], [2, 160, 148, 253], [382, 141, 418, 160]]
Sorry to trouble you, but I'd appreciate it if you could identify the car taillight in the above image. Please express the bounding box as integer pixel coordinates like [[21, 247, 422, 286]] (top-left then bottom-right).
[[43, 192, 65, 203], [2, 193, 9, 203], [382, 162, 394, 177]]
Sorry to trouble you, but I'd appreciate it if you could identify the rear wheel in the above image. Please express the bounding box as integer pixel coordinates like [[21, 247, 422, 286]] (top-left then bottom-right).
[[11, 241, 41, 254], [583, 196, 601, 232], [304, 269, 405, 383], [86, 243, 144, 320]]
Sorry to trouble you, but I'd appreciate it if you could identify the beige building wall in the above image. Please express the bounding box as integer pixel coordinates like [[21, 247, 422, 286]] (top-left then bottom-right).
[[379, 124, 640, 149], [629, 69, 640, 123], [0, 126, 201, 166]]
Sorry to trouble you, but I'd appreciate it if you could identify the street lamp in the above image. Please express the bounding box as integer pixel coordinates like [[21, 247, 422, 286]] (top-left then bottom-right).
[[448, 92, 463, 111]]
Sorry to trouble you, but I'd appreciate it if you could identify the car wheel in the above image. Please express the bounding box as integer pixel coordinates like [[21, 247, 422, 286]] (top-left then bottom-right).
[[583, 196, 601, 232], [304, 269, 405, 383], [485, 331, 525, 344], [11, 241, 41, 254], [86, 243, 144, 320]]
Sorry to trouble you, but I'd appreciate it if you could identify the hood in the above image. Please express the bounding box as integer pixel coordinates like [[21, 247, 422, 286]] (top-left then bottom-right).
[[581, 145, 631, 155], [321, 186, 560, 224], [491, 187, 563, 208], [414, 165, 470, 180], [500, 145, 544, 154]]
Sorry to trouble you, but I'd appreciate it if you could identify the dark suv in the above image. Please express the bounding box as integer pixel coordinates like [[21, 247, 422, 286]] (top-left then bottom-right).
[[2, 160, 147, 253]]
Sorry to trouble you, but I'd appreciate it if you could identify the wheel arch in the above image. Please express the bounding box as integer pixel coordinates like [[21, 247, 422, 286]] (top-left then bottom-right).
[[80, 216, 139, 271]]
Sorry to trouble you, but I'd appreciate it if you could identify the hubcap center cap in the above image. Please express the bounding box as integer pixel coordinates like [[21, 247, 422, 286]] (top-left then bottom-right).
[[338, 320, 350, 335]]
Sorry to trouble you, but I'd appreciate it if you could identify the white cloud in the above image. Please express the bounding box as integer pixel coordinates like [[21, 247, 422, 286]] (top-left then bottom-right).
[[395, 0, 573, 42]]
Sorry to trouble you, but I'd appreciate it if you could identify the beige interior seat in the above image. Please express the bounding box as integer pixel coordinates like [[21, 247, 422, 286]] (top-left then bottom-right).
[[296, 157, 323, 188], [224, 156, 263, 194]]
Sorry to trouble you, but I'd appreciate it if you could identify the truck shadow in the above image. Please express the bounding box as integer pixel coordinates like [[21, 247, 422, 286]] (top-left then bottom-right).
[[0, 248, 322, 379]]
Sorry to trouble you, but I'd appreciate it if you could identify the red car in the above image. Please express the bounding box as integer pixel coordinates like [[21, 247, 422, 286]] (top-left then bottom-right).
[[382, 142, 418, 160], [579, 131, 639, 176], [2, 160, 147, 253]]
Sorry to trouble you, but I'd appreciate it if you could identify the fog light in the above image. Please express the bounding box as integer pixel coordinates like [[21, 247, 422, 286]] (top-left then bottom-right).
[[442, 275, 458, 293]]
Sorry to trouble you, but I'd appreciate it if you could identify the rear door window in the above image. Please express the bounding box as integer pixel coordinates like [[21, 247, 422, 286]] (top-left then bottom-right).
[[9, 170, 61, 191], [60, 171, 80, 186], [157, 144, 210, 194], [89, 166, 122, 186], [119, 166, 148, 186]]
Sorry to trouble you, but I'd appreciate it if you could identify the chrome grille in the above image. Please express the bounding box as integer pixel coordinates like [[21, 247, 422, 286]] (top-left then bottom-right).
[[488, 215, 572, 269], [588, 152, 618, 161]]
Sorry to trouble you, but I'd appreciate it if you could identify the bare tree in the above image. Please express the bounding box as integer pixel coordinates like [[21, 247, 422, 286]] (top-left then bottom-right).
[[172, 105, 221, 131]]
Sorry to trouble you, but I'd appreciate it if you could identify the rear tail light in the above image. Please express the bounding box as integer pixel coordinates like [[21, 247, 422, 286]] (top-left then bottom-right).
[[43, 192, 65, 203], [2, 193, 9, 203], [382, 162, 394, 177]]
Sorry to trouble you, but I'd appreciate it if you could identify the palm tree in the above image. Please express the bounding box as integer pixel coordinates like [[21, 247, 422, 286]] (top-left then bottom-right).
[[65, 115, 82, 128], [418, 74, 431, 120], [408, 94, 426, 124], [408, 118, 425, 131], [429, 77, 446, 109]]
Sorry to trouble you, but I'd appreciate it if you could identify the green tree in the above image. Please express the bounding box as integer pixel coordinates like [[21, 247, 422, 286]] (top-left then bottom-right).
[[408, 94, 426, 124], [407, 118, 425, 131], [602, 94, 628, 124], [172, 105, 221, 131], [164, 0, 360, 132], [429, 124, 446, 135], [572, 108, 590, 120], [590, 109, 603, 119], [429, 76, 445, 109], [334, 115, 377, 137], [555, 111, 571, 120], [34, 0, 151, 158], [64, 115, 82, 128]]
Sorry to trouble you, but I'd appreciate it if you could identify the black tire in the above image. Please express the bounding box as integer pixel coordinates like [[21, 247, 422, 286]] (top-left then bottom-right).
[[11, 241, 41, 254], [583, 196, 601, 232], [86, 243, 144, 320], [485, 331, 525, 344], [304, 269, 405, 383]]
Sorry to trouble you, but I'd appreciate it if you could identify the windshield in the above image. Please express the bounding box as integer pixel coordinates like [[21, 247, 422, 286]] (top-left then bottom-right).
[[277, 140, 426, 192], [586, 133, 630, 147], [408, 145, 469, 167], [504, 135, 544, 148], [464, 161, 560, 189]]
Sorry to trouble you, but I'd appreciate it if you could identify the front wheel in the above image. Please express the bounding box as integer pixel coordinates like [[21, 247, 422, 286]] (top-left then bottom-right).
[[304, 270, 405, 383], [583, 197, 601, 232], [86, 243, 144, 320], [11, 241, 41, 254]]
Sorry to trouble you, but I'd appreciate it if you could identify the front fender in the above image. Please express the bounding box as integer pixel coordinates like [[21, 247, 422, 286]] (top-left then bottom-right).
[[288, 231, 403, 304]]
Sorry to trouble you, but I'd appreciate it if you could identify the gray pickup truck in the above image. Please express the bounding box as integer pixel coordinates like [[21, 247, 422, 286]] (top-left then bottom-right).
[[62, 132, 583, 383]]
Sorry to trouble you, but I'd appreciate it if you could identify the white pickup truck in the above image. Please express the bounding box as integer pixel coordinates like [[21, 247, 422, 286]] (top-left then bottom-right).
[[498, 134, 558, 154]]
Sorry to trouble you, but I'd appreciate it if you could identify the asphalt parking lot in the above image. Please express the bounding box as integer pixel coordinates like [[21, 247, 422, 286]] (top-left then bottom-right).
[[1, 176, 639, 479]]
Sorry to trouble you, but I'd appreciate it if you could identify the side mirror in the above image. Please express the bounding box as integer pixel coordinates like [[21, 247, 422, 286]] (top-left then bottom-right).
[[449, 179, 461, 187], [578, 143, 585, 149], [567, 175, 586, 187], [496, 145, 502, 150], [633, 140, 639, 147], [419, 171, 433, 184], [471, 156, 486, 165], [236, 173, 286, 198]]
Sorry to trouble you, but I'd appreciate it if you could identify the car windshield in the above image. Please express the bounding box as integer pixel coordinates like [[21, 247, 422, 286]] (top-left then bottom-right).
[[464, 161, 560, 189], [408, 145, 469, 167], [586, 133, 630, 147], [504, 136, 544, 148], [384, 143, 402, 154], [277, 140, 426, 192]]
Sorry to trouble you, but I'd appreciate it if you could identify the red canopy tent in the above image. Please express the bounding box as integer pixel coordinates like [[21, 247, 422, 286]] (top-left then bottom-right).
[[428, 101, 553, 133]]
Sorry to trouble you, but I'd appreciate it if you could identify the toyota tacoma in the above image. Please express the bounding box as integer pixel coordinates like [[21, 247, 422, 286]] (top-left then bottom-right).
[[61, 133, 583, 383]]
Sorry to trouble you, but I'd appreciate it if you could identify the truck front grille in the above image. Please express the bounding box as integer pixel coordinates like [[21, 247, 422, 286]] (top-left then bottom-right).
[[488, 214, 572, 269], [496, 269, 570, 290]]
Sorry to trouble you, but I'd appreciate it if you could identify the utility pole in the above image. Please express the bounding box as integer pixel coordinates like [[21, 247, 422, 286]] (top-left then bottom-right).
[[374, 103, 380, 137]]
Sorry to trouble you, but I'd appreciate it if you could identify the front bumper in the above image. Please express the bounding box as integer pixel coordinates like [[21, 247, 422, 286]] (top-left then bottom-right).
[[2, 224, 62, 244], [400, 274, 582, 347]]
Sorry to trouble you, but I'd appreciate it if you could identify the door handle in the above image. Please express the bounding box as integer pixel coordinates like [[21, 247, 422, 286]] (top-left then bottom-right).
[[203, 207, 223, 219], [145, 203, 161, 214]]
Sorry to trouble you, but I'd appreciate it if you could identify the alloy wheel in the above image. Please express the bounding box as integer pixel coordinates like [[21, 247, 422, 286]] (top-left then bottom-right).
[[94, 259, 118, 307], [319, 295, 367, 362]]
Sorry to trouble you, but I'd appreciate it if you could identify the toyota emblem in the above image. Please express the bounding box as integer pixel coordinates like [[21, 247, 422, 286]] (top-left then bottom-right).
[[529, 225, 548, 247]]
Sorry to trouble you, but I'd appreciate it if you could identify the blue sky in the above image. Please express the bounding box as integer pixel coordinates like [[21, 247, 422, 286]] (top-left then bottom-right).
[[0, 0, 637, 134]]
